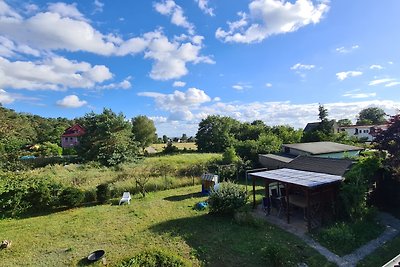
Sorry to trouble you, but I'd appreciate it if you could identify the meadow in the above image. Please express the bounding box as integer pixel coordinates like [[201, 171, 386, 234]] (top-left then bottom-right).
[[150, 142, 198, 152], [0, 185, 334, 267]]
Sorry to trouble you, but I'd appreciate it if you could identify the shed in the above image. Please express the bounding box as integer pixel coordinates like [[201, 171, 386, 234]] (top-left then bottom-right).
[[201, 173, 218, 195], [249, 168, 343, 231]]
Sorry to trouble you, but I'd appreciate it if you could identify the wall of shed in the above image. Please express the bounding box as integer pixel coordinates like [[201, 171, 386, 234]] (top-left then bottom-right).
[[258, 155, 288, 169]]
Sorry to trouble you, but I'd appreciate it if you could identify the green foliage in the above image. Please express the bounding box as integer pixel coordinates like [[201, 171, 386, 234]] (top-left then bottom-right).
[[195, 115, 238, 152], [62, 147, 77, 156], [77, 108, 139, 166], [96, 183, 111, 203], [262, 243, 294, 267], [315, 219, 384, 256], [163, 143, 180, 154], [119, 249, 190, 267], [318, 104, 329, 121], [339, 155, 382, 220], [208, 181, 247, 214], [131, 115, 157, 151], [337, 118, 353, 127], [222, 146, 239, 164], [59, 187, 84, 207], [38, 142, 62, 157], [357, 107, 387, 125]]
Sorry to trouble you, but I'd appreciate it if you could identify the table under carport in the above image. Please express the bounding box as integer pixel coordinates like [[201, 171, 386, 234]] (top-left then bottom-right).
[[249, 168, 343, 231]]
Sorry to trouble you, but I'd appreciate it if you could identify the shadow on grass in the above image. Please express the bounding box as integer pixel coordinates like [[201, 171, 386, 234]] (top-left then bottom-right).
[[163, 192, 204, 202]]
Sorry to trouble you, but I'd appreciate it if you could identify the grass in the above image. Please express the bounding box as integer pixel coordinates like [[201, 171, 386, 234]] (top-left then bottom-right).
[[0, 185, 334, 267], [313, 219, 385, 256], [150, 142, 197, 152], [357, 235, 400, 267], [26, 153, 221, 196]]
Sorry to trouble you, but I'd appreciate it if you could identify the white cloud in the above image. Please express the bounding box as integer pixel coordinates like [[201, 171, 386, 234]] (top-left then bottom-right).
[[342, 92, 376, 98], [368, 78, 395, 86], [98, 77, 132, 90], [56, 95, 87, 108], [173, 81, 186, 87], [169, 109, 194, 121], [290, 63, 315, 70], [213, 97, 221, 101], [335, 44, 359, 54], [138, 87, 211, 114], [195, 0, 214, 16], [385, 81, 400, 87], [154, 0, 195, 34], [93, 0, 104, 14], [216, 0, 329, 43], [0, 56, 113, 91], [265, 83, 272, 87], [232, 83, 252, 91], [369, 64, 383, 70], [336, 71, 363, 81], [0, 88, 15, 104], [47, 2, 87, 21]]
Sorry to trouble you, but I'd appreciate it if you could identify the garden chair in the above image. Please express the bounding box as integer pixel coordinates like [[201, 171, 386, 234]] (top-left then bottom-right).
[[119, 192, 131, 205]]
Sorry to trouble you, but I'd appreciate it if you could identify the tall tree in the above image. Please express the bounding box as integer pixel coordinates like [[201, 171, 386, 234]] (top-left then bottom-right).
[[318, 104, 329, 121], [357, 107, 387, 125], [195, 115, 239, 152], [77, 108, 138, 166], [374, 114, 400, 179], [131, 115, 156, 151]]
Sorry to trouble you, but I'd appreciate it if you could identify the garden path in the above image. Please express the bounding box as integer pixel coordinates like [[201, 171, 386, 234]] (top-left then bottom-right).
[[253, 207, 400, 267]]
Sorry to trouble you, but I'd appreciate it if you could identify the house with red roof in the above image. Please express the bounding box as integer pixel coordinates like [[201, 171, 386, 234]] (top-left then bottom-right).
[[61, 124, 85, 148]]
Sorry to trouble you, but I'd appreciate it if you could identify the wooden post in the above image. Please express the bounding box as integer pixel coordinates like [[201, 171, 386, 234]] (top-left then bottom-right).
[[252, 175, 256, 209], [320, 186, 324, 226], [286, 183, 290, 224], [306, 189, 311, 232]]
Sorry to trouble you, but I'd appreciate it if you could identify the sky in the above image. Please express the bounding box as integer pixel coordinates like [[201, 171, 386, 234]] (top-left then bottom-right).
[[0, 0, 400, 137]]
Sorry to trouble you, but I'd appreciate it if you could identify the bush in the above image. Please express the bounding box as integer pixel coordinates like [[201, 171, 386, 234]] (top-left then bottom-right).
[[163, 143, 180, 154], [208, 181, 247, 215], [119, 249, 190, 267], [84, 189, 97, 203], [59, 187, 84, 207], [261, 243, 293, 267], [96, 183, 111, 203], [317, 222, 356, 254]]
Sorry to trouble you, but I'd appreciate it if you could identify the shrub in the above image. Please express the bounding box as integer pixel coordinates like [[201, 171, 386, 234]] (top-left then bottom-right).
[[163, 143, 180, 154], [317, 222, 356, 254], [84, 189, 97, 203], [119, 249, 190, 267], [208, 181, 247, 215], [59, 187, 84, 207], [96, 183, 111, 203], [261, 243, 293, 267]]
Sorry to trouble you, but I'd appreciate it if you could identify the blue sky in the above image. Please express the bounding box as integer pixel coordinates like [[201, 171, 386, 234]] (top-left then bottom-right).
[[0, 0, 399, 136]]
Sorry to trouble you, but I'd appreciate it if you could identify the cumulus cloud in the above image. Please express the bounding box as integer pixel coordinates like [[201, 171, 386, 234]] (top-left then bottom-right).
[[0, 56, 113, 91], [369, 64, 383, 70], [335, 45, 359, 54], [97, 77, 132, 90], [265, 83, 272, 87], [154, 0, 195, 34], [56, 94, 87, 108], [0, 88, 14, 104], [173, 81, 186, 87], [216, 0, 329, 43], [336, 71, 362, 81], [138, 87, 211, 111], [195, 0, 214, 16]]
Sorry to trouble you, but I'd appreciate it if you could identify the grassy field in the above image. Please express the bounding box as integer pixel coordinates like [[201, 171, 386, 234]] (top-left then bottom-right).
[[150, 142, 197, 152], [0, 185, 334, 267], [27, 153, 220, 197]]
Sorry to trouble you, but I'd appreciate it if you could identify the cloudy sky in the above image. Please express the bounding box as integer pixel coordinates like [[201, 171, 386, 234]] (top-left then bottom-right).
[[0, 0, 399, 136]]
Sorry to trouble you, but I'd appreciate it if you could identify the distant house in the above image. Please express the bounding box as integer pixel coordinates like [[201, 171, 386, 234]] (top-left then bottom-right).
[[61, 124, 85, 148], [338, 124, 388, 141], [304, 121, 339, 133], [259, 141, 363, 169]]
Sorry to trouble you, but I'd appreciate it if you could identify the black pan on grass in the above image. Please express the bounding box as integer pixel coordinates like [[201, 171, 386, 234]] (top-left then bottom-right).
[[87, 250, 105, 262]]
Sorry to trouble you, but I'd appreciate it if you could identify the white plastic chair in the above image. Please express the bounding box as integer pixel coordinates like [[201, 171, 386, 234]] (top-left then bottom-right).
[[119, 192, 131, 205]]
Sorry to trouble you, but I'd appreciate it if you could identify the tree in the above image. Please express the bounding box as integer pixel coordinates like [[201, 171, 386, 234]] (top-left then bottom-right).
[[77, 108, 138, 166], [301, 104, 335, 142], [195, 115, 239, 152], [162, 135, 169, 143], [318, 104, 328, 121], [338, 119, 353, 127], [374, 114, 400, 179], [357, 107, 387, 125], [181, 133, 188, 142], [131, 115, 157, 152]]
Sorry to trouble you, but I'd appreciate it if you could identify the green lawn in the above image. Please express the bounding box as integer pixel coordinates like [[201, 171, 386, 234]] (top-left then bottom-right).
[[0, 185, 334, 267]]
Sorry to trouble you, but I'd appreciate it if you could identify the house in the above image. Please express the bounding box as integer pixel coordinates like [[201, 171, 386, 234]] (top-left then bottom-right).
[[304, 121, 339, 133], [338, 124, 388, 141], [61, 124, 85, 148], [259, 141, 363, 169]]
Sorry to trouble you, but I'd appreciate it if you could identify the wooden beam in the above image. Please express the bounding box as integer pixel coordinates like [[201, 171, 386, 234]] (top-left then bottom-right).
[[286, 183, 290, 224], [306, 189, 311, 232], [252, 175, 256, 209]]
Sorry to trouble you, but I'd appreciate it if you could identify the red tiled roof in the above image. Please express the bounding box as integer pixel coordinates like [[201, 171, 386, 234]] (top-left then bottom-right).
[[61, 124, 86, 137]]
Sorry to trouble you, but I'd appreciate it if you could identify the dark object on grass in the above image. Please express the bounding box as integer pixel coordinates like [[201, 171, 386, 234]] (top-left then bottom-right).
[[195, 201, 208, 210], [0, 240, 11, 249], [87, 250, 105, 262]]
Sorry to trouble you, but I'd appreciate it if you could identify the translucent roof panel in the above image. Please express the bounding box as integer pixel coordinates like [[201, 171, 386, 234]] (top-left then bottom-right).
[[249, 168, 342, 188]]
